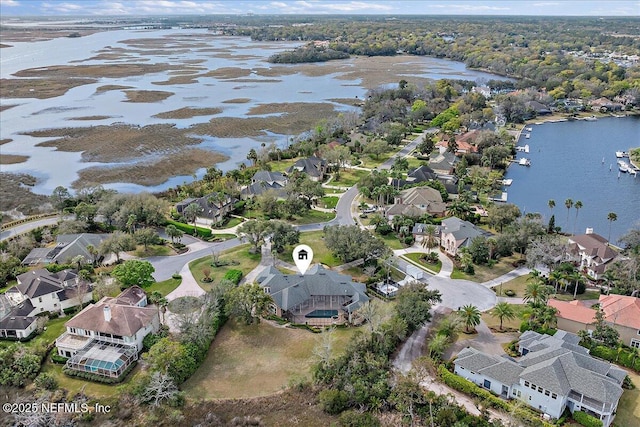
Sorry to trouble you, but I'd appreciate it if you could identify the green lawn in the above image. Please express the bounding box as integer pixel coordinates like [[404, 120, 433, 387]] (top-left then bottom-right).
[[0, 315, 70, 349], [190, 244, 261, 291], [330, 169, 369, 187], [406, 156, 428, 170], [378, 233, 405, 250], [554, 290, 601, 301], [481, 304, 527, 331], [495, 275, 601, 302], [41, 357, 137, 400], [278, 231, 342, 267], [614, 371, 640, 426], [451, 255, 522, 283], [359, 152, 394, 169], [133, 244, 172, 257], [147, 277, 182, 297], [181, 319, 359, 399], [212, 233, 238, 240], [319, 196, 339, 209], [212, 216, 243, 229], [404, 252, 442, 274], [268, 158, 299, 172], [289, 209, 336, 225]]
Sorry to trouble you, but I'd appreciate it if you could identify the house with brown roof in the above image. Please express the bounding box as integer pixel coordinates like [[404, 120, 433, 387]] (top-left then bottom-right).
[[385, 186, 447, 219], [55, 286, 159, 378], [568, 231, 618, 279], [549, 295, 640, 349]]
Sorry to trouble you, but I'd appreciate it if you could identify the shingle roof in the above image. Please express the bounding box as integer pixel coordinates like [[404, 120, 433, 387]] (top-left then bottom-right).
[[568, 234, 618, 261], [16, 269, 66, 298], [0, 315, 36, 332], [441, 217, 491, 247], [286, 157, 326, 177], [257, 264, 368, 313], [252, 170, 286, 184]]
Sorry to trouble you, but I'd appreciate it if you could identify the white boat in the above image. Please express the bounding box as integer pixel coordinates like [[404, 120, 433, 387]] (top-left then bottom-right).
[[616, 151, 629, 158], [500, 179, 513, 186], [524, 144, 530, 153], [619, 162, 629, 173], [525, 133, 530, 139], [519, 158, 531, 166], [525, 127, 533, 131], [584, 115, 597, 121], [630, 169, 638, 176]]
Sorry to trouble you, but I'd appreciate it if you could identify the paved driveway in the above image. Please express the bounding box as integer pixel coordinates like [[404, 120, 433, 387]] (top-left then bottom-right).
[[422, 275, 497, 312]]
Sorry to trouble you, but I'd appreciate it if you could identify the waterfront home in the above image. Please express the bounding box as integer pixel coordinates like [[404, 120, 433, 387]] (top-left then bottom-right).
[[385, 186, 447, 219], [55, 287, 159, 379], [256, 264, 369, 326], [567, 231, 618, 280], [440, 217, 491, 257], [429, 151, 459, 175], [175, 192, 235, 225], [525, 100, 552, 116], [21, 233, 110, 266], [589, 97, 624, 112], [454, 330, 625, 427], [549, 295, 640, 349], [285, 156, 327, 182], [240, 170, 288, 199], [435, 130, 480, 155]]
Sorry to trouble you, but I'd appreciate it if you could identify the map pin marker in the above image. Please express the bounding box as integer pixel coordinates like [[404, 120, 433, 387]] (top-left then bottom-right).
[[292, 244, 313, 275]]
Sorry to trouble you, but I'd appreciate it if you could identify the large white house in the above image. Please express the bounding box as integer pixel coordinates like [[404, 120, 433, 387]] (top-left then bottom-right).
[[0, 269, 92, 340], [568, 231, 618, 280], [440, 216, 491, 257], [454, 331, 625, 427], [56, 286, 159, 378]]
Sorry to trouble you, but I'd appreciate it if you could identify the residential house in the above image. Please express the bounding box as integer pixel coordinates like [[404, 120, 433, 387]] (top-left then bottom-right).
[[435, 130, 480, 155], [549, 295, 640, 349], [568, 231, 618, 279], [286, 156, 327, 182], [240, 170, 288, 199], [525, 100, 552, 116], [175, 192, 236, 224], [454, 330, 625, 427], [257, 264, 369, 326], [22, 233, 110, 266], [1, 269, 92, 340], [385, 186, 447, 219], [440, 217, 491, 257], [55, 286, 159, 378], [472, 85, 491, 98], [429, 151, 459, 175], [390, 165, 438, 188], [589, 97, 624, 112], [5, 269, 92, 316]]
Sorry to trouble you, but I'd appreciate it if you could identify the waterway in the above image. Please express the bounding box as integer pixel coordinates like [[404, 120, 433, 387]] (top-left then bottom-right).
[[0, 28, 508, 195], [505, 116, 640, 245]]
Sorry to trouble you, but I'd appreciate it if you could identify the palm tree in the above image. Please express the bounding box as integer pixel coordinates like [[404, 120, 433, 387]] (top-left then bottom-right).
[[568, 271, 584, 300], [547, 199, 555, 220], [549, 270, 564, 296], [564, 198, 573, 233], [422, 225, 438, 252], [601, 270, 617, 295], [459, 304, 481, 333], [427, 333, 449, 359], [491, 302, 516, 331], [573, 200, 583, 235], [607, 212, 617, 242], [524, 282, 549, 307], [148, 291, 168, 325]]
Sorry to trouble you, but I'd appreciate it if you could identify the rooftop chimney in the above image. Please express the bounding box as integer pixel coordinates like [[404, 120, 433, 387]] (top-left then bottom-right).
[[103, 305, 111, 322], [586, 227, 594, 235]]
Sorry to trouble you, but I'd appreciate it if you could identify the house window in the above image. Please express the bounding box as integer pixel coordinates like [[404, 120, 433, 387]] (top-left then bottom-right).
[[512, 389, 517, 396], [552, 393, 557, 399], [69, 328, 76, 334], [537, 386, 543, 393], [39, 297, 42, 303], [483, 380, 491, 389], [631, 339, 640, 349], [264, 287, 270, 294], [524, 381, 530, 387], [517, 391, 521, 397], [545, 391, 550, 396]]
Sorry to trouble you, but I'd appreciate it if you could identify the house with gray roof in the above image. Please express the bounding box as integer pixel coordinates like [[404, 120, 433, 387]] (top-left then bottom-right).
[[175, 192, 235, 224], [285, 156, 327, 182], [429, 151, 459, 175], [454, 330, 625, 426], [385, 186, 447, 219], [22, 233, 109, 266], [440, 217, 492, 256], [257, 264, 368, 326], [240, 170, 288, 199]]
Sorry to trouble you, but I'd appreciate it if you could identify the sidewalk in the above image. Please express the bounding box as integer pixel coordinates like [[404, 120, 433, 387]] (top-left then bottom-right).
[[165, 261, 206, 302]]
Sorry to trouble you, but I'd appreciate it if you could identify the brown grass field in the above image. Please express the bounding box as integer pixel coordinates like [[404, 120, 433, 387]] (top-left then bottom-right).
[[13, 63, 182, 79], [152, 107, 223, 119], [73, 148, 228, 187], [0, 173, 50, 212], [94, 84, 134, 94], [0, 105, 17, 112], [0, 138, 13, 145], [222, 98, 251, 103], [0, 154, 29, 164], [123, 89, 173, 103], [67, 115, 113, 121], [0, 77, 97, 99]]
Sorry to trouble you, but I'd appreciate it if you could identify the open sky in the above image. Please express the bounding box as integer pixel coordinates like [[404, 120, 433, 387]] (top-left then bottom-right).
[[0, 1, 638, 17]]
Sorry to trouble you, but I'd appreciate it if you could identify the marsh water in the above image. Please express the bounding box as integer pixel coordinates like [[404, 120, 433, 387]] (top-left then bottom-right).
[[1, 28, 510, 194]]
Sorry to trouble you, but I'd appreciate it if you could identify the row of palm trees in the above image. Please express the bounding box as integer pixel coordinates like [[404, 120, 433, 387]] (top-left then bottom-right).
[[548, 198, 618, 241]]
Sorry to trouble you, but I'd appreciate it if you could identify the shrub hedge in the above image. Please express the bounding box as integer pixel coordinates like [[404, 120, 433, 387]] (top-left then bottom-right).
[[588, 345, 640, 372], [165, 219, 212, 238], [222, 269, 243, 285], [572, 410, 603, 427], [63, 361, 137, 384]]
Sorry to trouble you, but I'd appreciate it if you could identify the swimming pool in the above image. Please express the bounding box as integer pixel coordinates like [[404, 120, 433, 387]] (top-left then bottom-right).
[[305, 309, 338, 318]]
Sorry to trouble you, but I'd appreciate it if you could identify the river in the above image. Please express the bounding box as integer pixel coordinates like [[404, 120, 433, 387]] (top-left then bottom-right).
[[505, 116, 640, 245], [0, 28, 508, 195]]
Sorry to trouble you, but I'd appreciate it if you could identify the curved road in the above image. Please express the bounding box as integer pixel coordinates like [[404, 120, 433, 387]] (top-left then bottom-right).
[[0, 216, 62, 241]]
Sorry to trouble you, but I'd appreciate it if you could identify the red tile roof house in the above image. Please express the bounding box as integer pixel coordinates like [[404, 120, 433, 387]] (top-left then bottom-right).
[[567, 231, 618, 280], [549, 295, 640, 349]]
